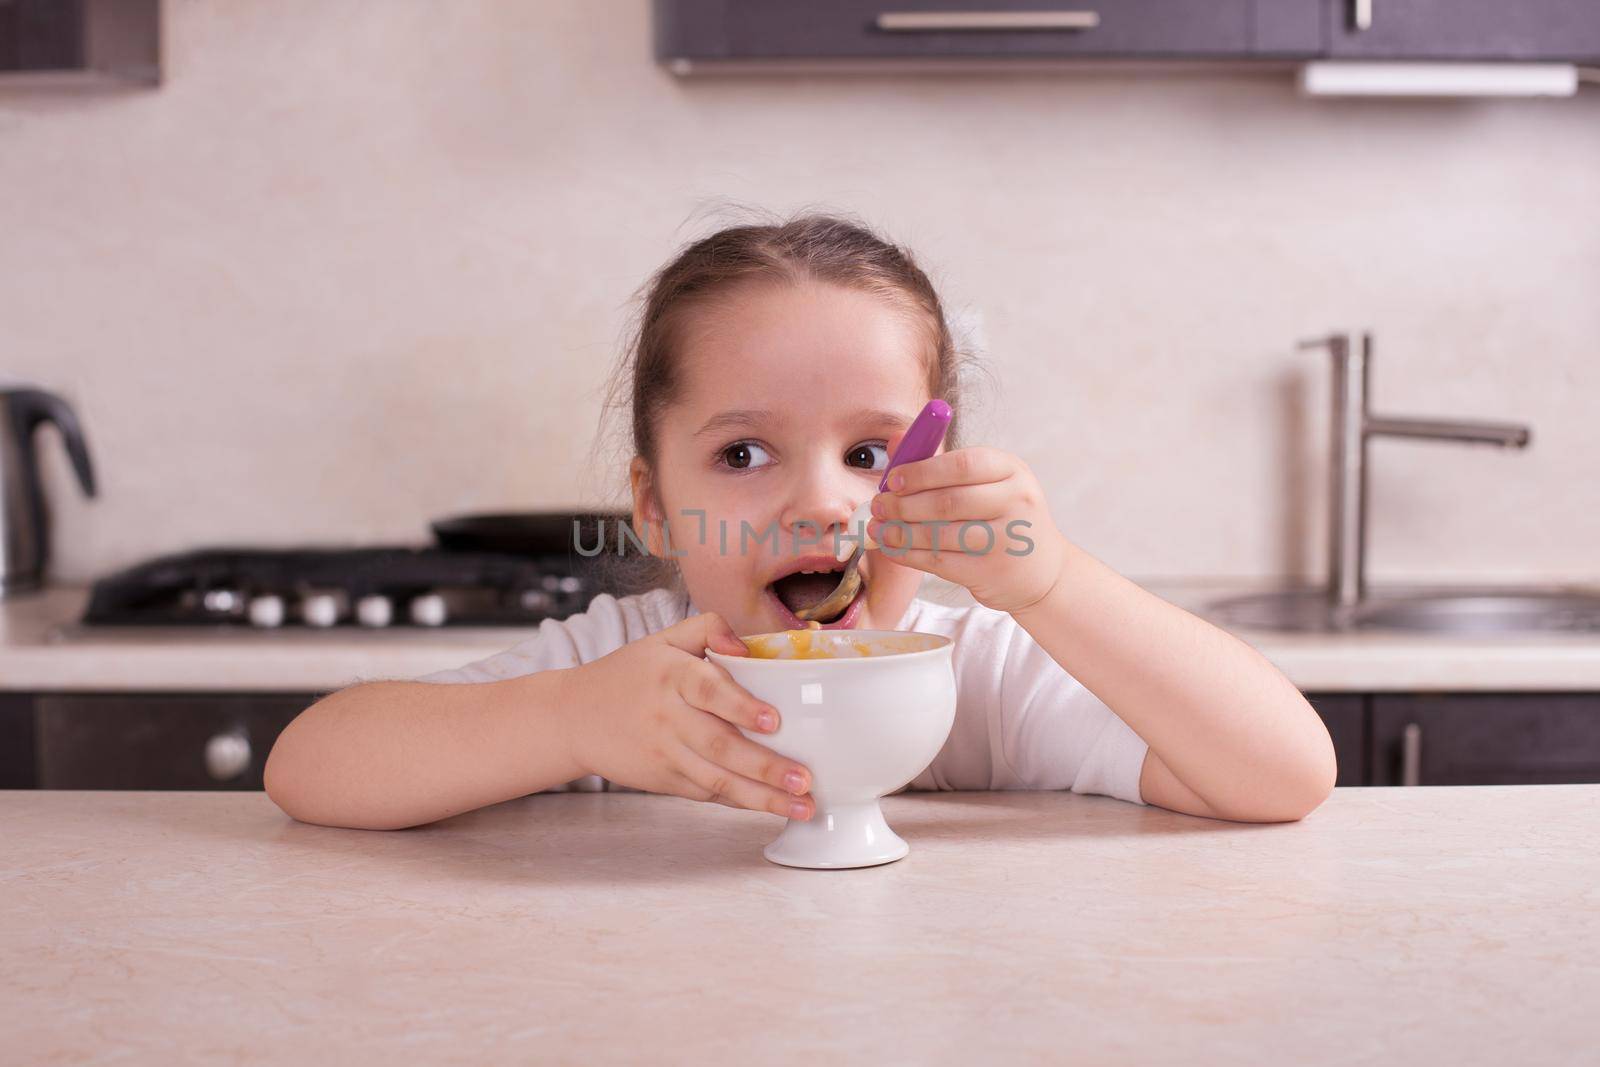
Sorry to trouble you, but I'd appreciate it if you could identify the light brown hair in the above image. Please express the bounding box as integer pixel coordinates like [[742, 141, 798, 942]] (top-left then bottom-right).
[[611, 214, 968, 477], [596, 214, 976, 590]]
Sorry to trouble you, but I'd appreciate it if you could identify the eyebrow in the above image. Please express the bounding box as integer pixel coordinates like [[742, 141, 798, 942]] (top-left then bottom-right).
[[693, 409, 776, 439], [850, 408, 915, 434], [693, 407, 914, 439]]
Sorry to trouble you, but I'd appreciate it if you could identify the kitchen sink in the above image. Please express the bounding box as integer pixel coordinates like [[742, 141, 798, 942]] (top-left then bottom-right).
[[1205, 332, 1598, 637], [1205, 588, 1600, 635]]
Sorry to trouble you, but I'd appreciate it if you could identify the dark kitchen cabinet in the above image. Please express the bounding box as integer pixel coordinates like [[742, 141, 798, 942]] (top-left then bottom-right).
[[1370, 693, 1600, 786], [1306, 694, 1366, 788], [6, 689, 1599, 791], [656, 0, 1324, 67], [32, 693, 318, 790], [0, 693, 38, 788], [656, 0, 1600, 69], [1325, 0, 1600, 62], [0, 0, 160, 85], [0, 0, 81, 72]]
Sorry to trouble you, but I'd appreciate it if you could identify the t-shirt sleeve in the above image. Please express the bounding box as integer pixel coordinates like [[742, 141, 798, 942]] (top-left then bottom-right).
[[983, 610, 1149, 804], [413, 590, 683, 685], [412, 616, 589, 684]]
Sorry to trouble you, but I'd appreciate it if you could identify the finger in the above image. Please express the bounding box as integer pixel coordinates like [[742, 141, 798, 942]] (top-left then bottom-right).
[[684, 719, 813, 799], [677, 659, 781, 734], [658, 611, 748, 658], [872, 480, 1012, 525], [676, 751, 815, 820], [869, 516, 1012, 557], [884, 447, 1013, 495], [872, 545, 980, 581]]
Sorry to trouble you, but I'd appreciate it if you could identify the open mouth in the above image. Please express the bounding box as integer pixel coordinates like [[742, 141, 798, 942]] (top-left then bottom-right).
[[765, 557, 866, 629]]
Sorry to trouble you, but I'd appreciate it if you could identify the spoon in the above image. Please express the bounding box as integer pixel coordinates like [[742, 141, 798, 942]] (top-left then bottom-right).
[[794, 399, 954, 623], [793, 540, 868, 626]]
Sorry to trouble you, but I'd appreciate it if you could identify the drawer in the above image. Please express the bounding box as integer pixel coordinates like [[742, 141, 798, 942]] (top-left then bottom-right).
[[1306, 693, 1366, 787], [34, 694, 315, 790], [1370, 693, 1600, 787], [657, 0, 1320, 65]]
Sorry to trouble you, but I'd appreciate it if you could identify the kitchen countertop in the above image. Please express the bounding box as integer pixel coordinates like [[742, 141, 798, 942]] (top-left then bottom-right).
[[5, 787, 1596, 1063], [0, 586, 522, 693], [4, 583, 1600, 693]]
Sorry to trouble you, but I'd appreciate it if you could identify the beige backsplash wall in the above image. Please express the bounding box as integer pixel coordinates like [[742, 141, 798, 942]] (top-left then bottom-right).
[[4, 2, 1597, 587]]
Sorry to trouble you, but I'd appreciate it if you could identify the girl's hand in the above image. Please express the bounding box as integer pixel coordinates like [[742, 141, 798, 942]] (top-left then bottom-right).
[[867, 444, 1067, 616], [554, 613, 815, 820]]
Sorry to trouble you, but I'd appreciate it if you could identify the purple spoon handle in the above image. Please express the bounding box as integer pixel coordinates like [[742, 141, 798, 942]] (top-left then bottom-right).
[[879, 399, 953, 492]]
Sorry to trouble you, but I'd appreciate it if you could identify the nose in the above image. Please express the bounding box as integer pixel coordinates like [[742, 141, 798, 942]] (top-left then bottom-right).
[[778, 452, 858, 544]]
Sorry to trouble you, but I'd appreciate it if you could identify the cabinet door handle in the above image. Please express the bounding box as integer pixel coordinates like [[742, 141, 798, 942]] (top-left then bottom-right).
[[876, 11, 1100, 32], [1401, 722, 1422, 787], [1351, 0, 1373, 32]]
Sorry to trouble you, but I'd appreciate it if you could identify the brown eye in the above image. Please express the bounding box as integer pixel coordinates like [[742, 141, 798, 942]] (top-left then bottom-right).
[[846, 443, 888, 470], [720, 441, 771, 470]]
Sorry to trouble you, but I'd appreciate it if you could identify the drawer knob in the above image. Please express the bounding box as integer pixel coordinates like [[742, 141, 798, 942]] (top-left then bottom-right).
[[205, 731, 252, 781]]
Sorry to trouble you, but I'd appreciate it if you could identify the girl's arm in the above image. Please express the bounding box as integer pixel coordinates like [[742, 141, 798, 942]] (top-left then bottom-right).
[[868, 446, 1335, 824], [1011, 540, 1335, 823], [264, 613, 818, 831], [264, 671, 582, 831]]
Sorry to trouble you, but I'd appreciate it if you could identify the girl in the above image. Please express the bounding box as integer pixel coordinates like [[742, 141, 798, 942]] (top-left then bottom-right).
[[264, 215, 1335, 831]]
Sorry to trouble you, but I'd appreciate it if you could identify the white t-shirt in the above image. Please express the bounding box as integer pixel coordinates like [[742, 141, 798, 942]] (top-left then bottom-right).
[[415, 587, 1149, 805]]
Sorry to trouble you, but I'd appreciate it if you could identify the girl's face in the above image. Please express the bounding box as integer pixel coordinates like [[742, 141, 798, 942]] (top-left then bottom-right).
[[632, 279, 934, 637]]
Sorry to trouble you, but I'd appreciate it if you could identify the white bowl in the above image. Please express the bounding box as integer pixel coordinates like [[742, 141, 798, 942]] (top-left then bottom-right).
[[707, 629, 956, 869]]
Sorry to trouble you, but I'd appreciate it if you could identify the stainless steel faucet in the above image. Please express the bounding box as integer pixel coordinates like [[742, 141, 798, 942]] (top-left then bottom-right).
[[1298, 333, 1532, 612]]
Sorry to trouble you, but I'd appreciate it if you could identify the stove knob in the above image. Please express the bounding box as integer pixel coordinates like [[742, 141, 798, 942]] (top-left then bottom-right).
[[302, 593, 341, 629], [248, 595, 285, 629], [202, 588, 244, 616], [356, 595, 393, 628], [409, 593, 448, 627]]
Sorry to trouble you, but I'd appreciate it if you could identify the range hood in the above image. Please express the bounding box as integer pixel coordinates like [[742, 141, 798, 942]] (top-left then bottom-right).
[[1299, 61, 1582, 98], [0, 0, 160, 87]]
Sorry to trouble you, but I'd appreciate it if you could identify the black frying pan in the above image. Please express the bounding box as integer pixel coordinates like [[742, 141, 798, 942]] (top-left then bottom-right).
[[431, 511, 635, 557]]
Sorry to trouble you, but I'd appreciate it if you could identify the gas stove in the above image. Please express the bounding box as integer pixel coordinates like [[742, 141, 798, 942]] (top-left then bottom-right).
[[81, 546, 617, 630]]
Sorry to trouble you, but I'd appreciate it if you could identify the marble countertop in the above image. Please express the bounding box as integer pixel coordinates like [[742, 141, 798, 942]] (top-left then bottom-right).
[[5, 787, 1596, 1063], [5, 583, 1600, 693], [1, 586, 523, 693]]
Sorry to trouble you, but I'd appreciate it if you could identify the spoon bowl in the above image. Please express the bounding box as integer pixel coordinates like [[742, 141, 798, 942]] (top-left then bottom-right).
[[793, 548, 864, 624]]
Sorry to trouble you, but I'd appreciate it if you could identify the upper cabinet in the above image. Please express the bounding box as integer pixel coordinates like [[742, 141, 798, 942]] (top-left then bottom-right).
[[0, 0, 160, 87], [656, 0, 1600, 71], [655, 1, 1323, 68], [1326, 0, 1600, 61]]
